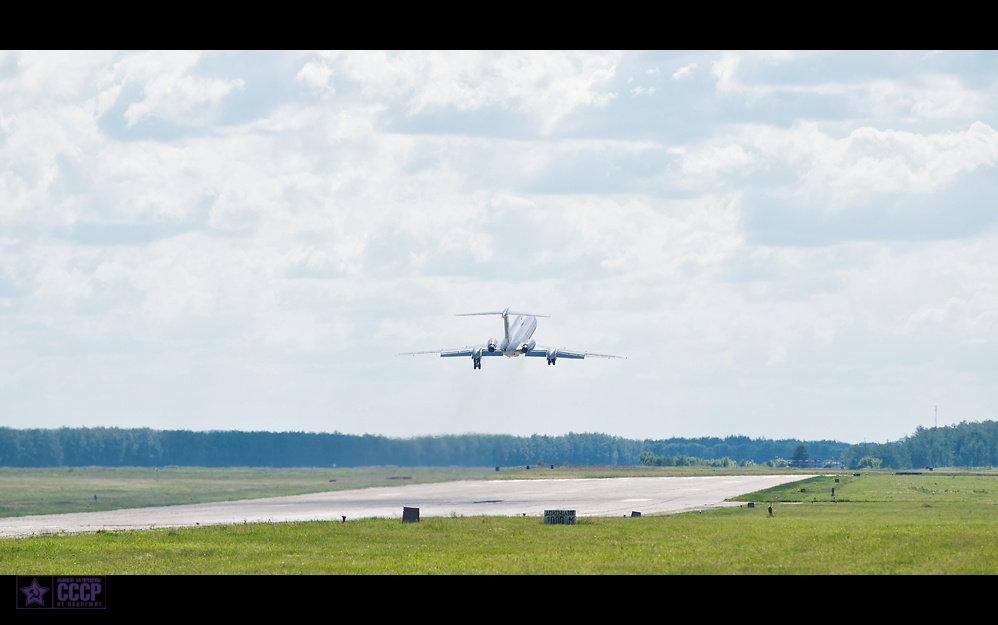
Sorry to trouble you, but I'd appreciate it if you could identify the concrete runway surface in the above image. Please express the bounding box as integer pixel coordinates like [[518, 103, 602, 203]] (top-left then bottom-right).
[[0, 475, 810, 538]]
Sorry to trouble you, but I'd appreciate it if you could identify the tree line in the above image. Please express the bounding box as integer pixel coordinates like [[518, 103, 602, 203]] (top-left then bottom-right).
[[0, 421, 995, 468], [0, 428, 643, 468], [841, 420, 998, 469], [639, 436, 849, 467]]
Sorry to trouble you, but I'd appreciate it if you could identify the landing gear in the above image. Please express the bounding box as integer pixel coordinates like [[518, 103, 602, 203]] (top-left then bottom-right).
[[547, 358, 556, 366], [473, 357, 481, 370]]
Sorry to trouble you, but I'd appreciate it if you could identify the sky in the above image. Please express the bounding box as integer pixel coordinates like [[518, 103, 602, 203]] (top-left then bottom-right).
[[2, 50, 997, 444]]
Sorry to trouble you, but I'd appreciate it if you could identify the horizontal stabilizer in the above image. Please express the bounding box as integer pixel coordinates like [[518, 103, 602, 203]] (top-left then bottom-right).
[[456, 308, 549, 318]]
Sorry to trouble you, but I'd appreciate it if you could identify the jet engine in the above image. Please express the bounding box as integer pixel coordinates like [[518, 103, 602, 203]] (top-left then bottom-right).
[[519, 339, 536, 354], [487, 338, 498, 352]]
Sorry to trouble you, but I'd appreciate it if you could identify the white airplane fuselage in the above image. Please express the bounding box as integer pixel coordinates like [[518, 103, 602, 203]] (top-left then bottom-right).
[[499, 314, 537, 356]]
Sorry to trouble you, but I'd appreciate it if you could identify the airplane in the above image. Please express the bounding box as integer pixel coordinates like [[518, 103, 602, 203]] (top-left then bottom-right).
[[398, 308, 626, 369]]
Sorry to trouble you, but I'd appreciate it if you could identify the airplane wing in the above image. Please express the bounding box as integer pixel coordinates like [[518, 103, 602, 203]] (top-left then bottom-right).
[[398, 344, 502, 369], [441, 346, 503, 358], [397, 346, 502, 357], [525, 346, 626, 361]]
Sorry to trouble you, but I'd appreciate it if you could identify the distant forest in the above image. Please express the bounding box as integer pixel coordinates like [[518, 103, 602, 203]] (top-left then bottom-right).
[[0, 421, 996, 469]]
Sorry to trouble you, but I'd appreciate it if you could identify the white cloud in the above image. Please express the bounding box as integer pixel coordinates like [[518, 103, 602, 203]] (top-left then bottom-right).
[[671, 63, 697, 80], [92, 51, 245, 127], [711, 53, 740, 90], [0, 51, 115, 105], [314, 50, 620, 133], [667, 121, 998, 207], [296, 60, 335, 96]]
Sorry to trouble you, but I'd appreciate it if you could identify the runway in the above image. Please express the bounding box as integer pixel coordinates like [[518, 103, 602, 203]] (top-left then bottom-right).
[[0, 474, 810, 538]]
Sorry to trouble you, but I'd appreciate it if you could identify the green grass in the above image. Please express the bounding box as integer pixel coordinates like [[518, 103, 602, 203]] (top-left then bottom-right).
[[732, 469, 998, 504], [3, 500, 996, 574], [0, 466, 512, 517], [2, 467, 996, 574]]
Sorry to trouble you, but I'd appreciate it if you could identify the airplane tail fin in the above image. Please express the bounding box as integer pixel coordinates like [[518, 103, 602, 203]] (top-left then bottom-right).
[[456, 308, 548, 349]]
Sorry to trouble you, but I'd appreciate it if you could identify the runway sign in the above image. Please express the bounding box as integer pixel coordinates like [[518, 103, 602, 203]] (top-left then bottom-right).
[[544, 509, 576, 524]]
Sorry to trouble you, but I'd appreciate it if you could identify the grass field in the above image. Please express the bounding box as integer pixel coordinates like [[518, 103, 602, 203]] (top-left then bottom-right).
[[2, 467, 997, 574], [0, 466, 499, 518]]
